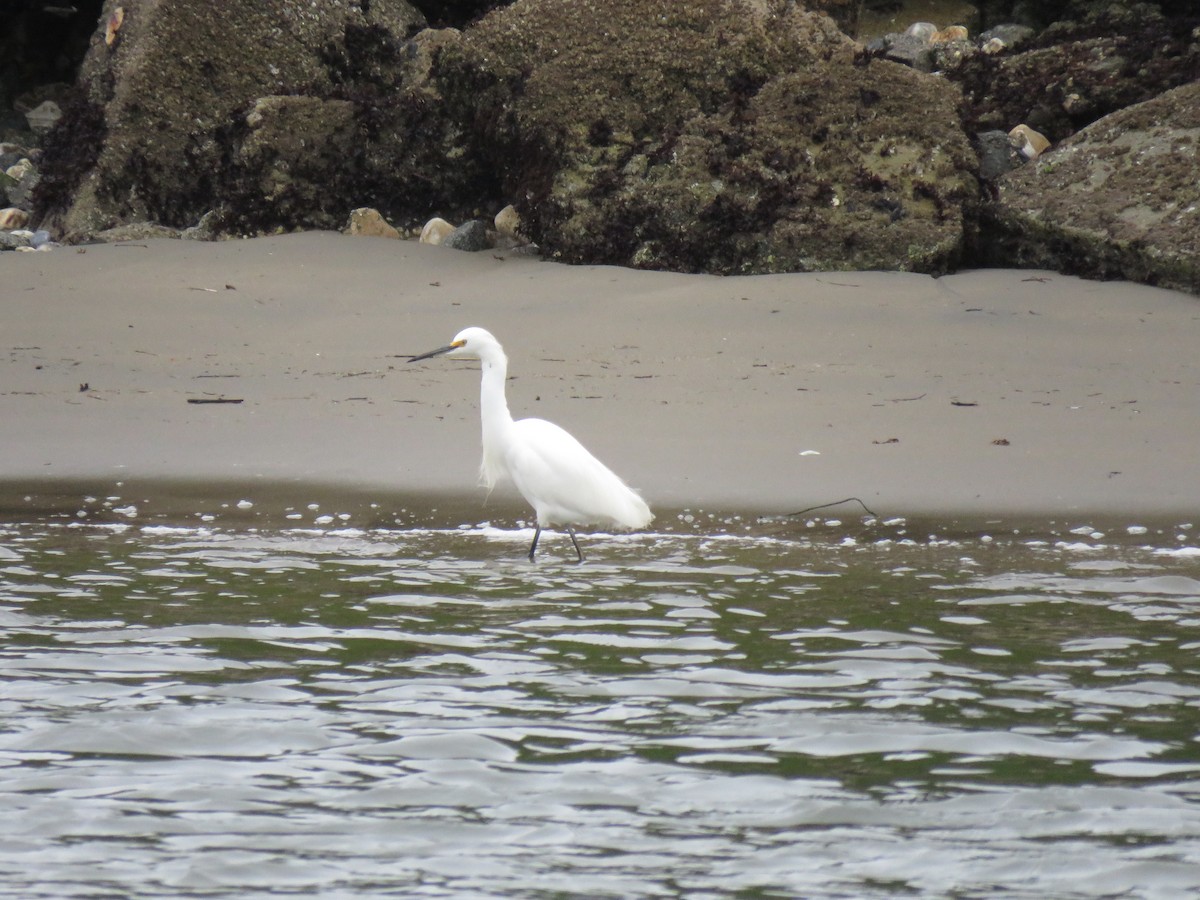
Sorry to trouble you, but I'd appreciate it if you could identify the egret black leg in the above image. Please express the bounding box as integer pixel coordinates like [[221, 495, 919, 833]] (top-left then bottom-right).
[[567, 527, 584, 563], [528, 525, 541, 562]]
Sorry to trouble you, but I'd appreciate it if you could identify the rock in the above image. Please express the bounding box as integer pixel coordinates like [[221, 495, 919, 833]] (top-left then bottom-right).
[[37, 0, 428, 240], [0, 144, 27, 171], [493, 204, 521, 239], [419, 217, 455, 245], [0, 207, 30, 229], [932, 25, 969, 42], [1008, 124, 1051, 159], [24, 100, 62, 135], [105, 6, 125, 48], [346, 207, 401, 238], [976, 131, 1022, 181], [931, 37, 976, 70], [0, 231, 29, 250], [951, 6, 1200, 142], [982, 81, 1200, 295], [905, 22, 938, 41], [884, 33, 937, 71], [438, 0, 977, 275], [978, 24, 1034, 49], [441, 219, 490, 251], [29, 229, 53, 249], [181, 210, 223, 241], [228, 95, 362, 234], [5, 159, 39, 208]]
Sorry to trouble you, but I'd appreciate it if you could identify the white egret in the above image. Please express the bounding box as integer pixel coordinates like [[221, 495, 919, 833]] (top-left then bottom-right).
[[410, 327, 652, 561]]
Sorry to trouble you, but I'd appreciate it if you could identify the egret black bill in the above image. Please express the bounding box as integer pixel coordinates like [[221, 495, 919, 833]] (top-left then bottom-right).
[[409, 339, 464, 363]]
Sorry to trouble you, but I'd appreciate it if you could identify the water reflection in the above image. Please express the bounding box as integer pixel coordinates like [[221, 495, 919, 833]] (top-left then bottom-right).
[[1, 520, 1199, 897]]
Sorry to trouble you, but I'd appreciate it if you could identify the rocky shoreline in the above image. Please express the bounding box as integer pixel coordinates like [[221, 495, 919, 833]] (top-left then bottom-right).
[[2, 0, 1197, 292]]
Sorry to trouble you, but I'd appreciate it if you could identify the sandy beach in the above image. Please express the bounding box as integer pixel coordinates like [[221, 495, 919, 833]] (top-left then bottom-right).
[[2, 231, 1197, 527]]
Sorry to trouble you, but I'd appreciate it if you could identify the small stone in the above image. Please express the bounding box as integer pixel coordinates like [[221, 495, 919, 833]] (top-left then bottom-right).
[[982, 37, 1007, 54], [885, 33, 936, 71], [979, 24, 1034, 49], [904, 22, 937, 41], [105, 6, 125, 47], [0, 144, 26, 171], [442, 219, 490, 252], [346, 207, 400, 239], [932, 25, 968, 43], [931, 41, 975, 70], [8, 162, 33, 182], [0, 207, 30, 229], [182, 210, 222, 241], [1062, 92, 1091, 115], [29, 229, 53, 248], [1008, 124, 1051, 160], [419, 217, 455, 245], [4, 159, 39, 208], [494, 204, 521, 239], [0, 231, 27, 250], [25, 100, 62, 135], [976, 131, 1022, 180]]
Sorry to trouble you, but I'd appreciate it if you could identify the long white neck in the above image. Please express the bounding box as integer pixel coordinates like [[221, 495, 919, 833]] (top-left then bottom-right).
[[478, 344, 515, 489]]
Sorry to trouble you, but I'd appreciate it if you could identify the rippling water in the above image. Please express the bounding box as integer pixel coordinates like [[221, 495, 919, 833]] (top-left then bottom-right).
[[2, 512, 1199, 898]]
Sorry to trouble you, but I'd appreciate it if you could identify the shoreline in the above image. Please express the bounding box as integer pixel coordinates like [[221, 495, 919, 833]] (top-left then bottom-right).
[[3, 477, 1194, 552], [3, 231, 1198, 526]]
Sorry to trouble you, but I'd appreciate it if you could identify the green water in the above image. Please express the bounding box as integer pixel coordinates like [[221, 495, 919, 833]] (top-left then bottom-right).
[[2, 510, 1199, 898]]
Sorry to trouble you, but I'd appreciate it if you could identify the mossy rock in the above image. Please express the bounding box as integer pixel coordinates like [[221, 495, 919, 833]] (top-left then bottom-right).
[[439, 0, 976, 274], [982, 81, 1200, 294], [38, 0, 428, 239]]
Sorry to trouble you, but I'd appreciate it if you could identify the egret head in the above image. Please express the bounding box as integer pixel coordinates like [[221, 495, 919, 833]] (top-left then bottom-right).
[[410, 326, 499, 363]]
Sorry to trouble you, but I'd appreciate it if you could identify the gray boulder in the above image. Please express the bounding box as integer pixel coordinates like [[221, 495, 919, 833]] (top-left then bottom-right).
[[981, 81, 1200, 294]]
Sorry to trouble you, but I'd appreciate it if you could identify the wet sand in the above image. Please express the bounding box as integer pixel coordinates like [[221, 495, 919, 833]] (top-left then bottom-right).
[[3, 231, 1198, 526]]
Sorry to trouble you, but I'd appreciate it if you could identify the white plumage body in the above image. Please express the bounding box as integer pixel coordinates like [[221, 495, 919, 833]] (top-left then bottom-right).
[[486, 416, 652, 530], [411, 326, 651, 560]]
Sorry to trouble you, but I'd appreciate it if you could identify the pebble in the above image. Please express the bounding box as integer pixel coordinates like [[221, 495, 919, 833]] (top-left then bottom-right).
[[976, 130, 1023, 180], [181, 210, 221, 241], [25, 100, 62, 134], [885, 33, 936, 71], [905, 22, 937, 41], [0, 207, 31, 229], [932, 25, 969, 43], [442, 219, 490, 252], [1009, 124, 1051, 160], [419, 217, 455, 245], [106, 6, 125, 47], [494, 204, 521, 238], [0, 230, 28, 250], [4, 159, 40, 208], [346, 207, 400, 239], [979, 24, 1035, 49]]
